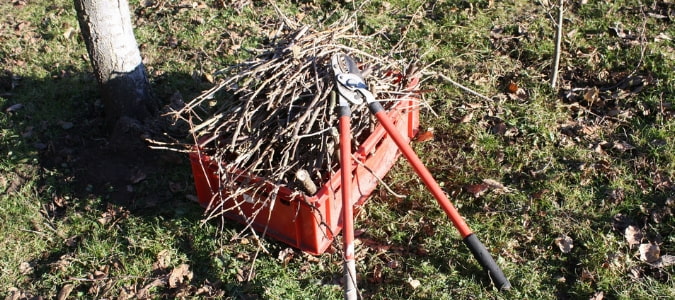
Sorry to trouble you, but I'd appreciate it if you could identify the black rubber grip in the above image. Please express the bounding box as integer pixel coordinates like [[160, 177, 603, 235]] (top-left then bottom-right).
[[463, 234, 512, 290], [336, 105, 351, 117], [368, 102, 385, 114]]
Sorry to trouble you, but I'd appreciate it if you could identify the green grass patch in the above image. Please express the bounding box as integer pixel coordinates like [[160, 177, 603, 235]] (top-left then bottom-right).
[[1, 0, 674, 298]]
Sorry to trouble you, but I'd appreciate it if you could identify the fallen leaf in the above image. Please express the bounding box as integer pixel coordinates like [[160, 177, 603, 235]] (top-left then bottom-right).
[[612, 213, 632, 231], [236, 267, 255, 282], [507, 86, 528, 100], [5, 288, 24, 300], [590, 291, 604, 300], [491, 122, 507, 135], [56, 284, 75, 300], [636, 179, 650, 194], [302, 252, 321, 263], [554, 235, 574, 253], [580, 269, 594, 282], [19, 262, 33, 274], [92, 270, 105, 279], [97, 206, 129, 225], [5, 103, 23, 112], [583, 87, 600, 104], [112, 258, 124, 271], [503, 126, 519, 137], [566, 28, 578, 38], [507, 82, 519, 93], [608, 188, 625, 204], [370, 264, 383, 283], [190, 16, 205, 25], [407, 277, 421, 289], [490, 26, 505, 39], [482, 178, 511, 193], [650, 204, 672, 223], [194, 280, 215, 296], [97, 212, 112, 225], [137, 278, 166, 299], [415, 130, 434, 142], [118, 285, 134, 300], [416, 245, 429, 256], [154, 249, 171, 270], [65, 236, 78, 247], [53, 254, 74, 272], [579, 125, 599, 137], [63, 26, 75, 39], [235, 252, 250, 260], [52, 195, 68, 207], [609, 24, 630, 39], [465, 183, 489, 198], [290, 44, 302, 59], [459, 112, 474, 123], [359, 237, 394, 252], [652, 255, 675, 268], [628, 266, 642, 279], [203, 72, 214, 83], [94, 265, 109, 279], [654, 32, 671, 43], [169, 264, 193, 288], [277, 247, 295, 265], [624, 225, 643, 247], [639, 243, 660, 263], [14, 20, 30, 32], [167, 36, 178, 48], [355, 239, 368, 261], [613, 141, 635, 152]]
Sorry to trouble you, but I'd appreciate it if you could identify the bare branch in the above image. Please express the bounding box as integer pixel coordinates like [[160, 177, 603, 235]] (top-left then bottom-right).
[[550, 0, 564, 89]]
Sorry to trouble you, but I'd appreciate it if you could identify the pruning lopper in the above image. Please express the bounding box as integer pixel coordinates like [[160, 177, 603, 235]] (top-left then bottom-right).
[[331, 53, 511, 299]]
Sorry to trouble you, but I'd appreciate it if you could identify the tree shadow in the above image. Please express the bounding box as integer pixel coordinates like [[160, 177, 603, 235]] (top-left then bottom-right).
[[3, 63, 512, 298], [1, 66, 280, 298]]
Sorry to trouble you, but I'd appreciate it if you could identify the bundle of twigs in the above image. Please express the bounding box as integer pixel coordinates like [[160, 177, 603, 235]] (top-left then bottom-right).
[[171, 21, 418, 220]]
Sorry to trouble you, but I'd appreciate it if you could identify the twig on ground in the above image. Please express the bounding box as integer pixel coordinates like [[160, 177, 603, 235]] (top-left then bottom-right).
[[350, 153, 407, 199], [550, 0, 564, 89], [628, 3, 648, 77], [430, 72, 493, 102]]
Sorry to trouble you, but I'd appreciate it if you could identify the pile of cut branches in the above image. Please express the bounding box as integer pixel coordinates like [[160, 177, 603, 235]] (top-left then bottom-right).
[[171, 21, 420, 219]]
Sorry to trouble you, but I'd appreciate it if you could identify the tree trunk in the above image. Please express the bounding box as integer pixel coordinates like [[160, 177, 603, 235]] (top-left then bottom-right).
[[74, 0, 157, 132]]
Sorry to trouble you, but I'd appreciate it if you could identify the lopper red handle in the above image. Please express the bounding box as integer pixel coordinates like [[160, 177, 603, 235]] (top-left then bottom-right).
[[368, 102, 511, 290], [338, 112, 358, 299]]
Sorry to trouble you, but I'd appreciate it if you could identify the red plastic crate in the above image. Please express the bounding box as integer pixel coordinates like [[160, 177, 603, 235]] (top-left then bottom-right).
[[189, 80, 420, 255]]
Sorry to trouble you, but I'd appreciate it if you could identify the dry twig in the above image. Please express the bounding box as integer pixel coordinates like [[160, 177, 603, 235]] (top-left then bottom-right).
[[550, 0, 564, 89], [167, 20, 422, 225]]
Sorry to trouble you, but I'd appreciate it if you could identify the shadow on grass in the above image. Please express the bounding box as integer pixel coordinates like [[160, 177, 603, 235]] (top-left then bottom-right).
[[4, 66, 514, 298], [0, 67, 284, 297]]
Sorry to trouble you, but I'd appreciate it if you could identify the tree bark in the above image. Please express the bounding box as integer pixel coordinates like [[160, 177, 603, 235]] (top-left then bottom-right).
[[74, 0, 158, 132]]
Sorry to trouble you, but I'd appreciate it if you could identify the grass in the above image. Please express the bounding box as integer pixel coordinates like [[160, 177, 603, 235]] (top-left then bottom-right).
[[1, 0, 674, 298]]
